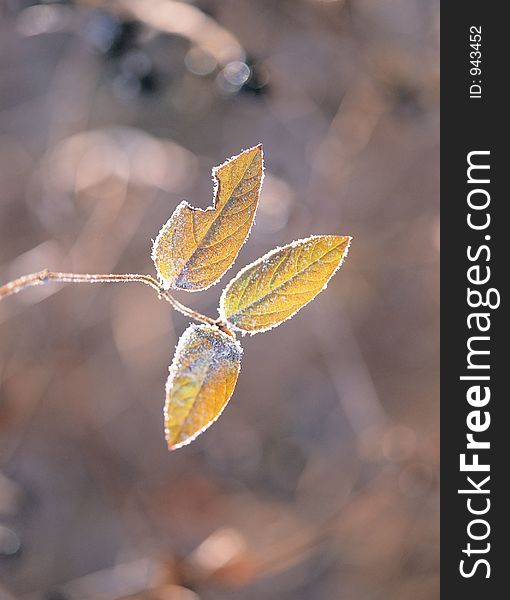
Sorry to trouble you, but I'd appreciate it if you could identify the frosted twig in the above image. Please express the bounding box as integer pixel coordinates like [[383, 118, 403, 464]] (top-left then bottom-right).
[[0, 269, 218, 327]]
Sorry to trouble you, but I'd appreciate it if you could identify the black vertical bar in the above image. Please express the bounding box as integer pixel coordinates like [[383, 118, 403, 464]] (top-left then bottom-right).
[[441, 2, 505, 596]]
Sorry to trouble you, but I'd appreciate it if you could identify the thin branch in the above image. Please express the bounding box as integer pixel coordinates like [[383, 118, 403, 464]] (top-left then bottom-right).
[[0, 269, 219, 328]]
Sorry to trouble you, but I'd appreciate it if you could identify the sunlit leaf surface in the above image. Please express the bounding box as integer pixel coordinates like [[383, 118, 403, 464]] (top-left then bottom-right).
[[153, 145, 263, 291], [165, 324, 243, 450], [220, 235, 351, 333]]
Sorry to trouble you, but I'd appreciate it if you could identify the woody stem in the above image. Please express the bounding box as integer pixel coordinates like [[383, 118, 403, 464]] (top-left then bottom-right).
[[0, 269, 220, 328]]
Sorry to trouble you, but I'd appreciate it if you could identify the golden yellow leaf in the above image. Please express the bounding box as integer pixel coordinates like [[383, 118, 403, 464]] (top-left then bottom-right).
[[152, 145, 264, 291], [220, 235, 351, 333], [165, 324, 242, 450]]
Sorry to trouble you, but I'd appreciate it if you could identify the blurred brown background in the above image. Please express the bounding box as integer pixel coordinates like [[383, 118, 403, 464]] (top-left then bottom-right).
[[0, 1, 439, 598]]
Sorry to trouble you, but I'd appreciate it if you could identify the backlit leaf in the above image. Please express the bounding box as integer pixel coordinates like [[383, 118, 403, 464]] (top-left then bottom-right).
[[152, 145, 264, 291], [220, 235, 351, 334], [165, 324, 243, 450]]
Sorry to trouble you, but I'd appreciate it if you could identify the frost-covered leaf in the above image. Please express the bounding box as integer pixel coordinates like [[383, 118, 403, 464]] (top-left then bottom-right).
[[165, 324, 242, 450], [220, 235, 351, 334], [152, 145, 263, 291]]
